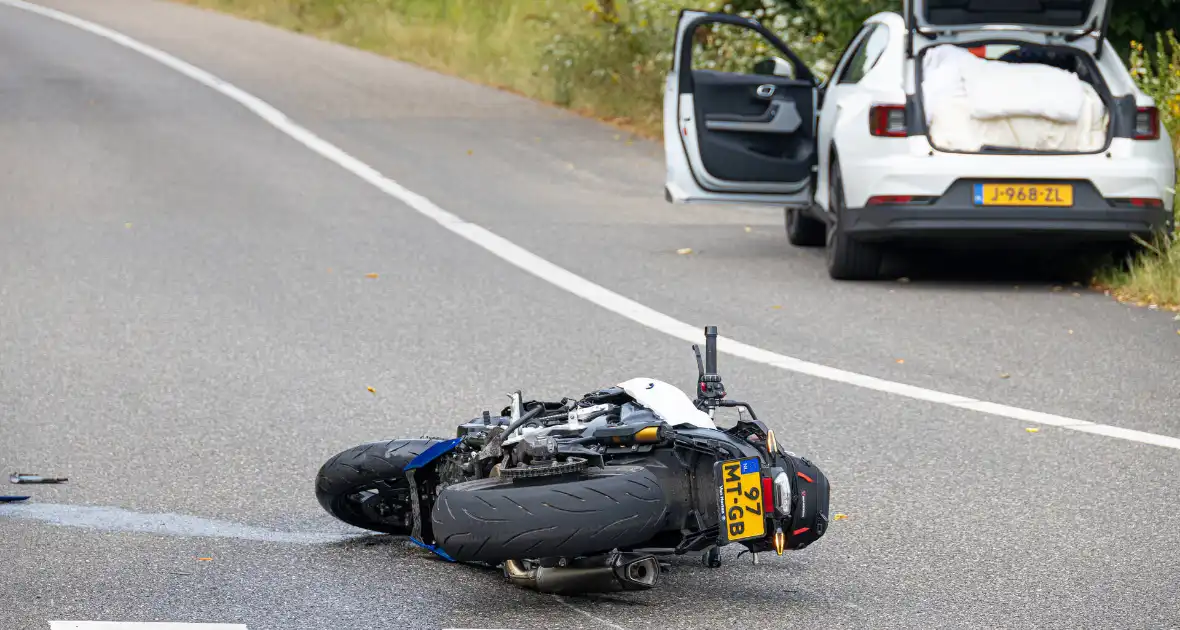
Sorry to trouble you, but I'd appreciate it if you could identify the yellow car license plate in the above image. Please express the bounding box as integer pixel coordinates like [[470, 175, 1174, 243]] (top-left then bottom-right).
[[973, 183, 1073, 207], [718, 457, 766, 542]]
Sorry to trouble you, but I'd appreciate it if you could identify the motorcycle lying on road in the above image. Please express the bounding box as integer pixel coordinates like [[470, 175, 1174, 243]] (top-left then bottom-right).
[[315, 326, 831, 594]]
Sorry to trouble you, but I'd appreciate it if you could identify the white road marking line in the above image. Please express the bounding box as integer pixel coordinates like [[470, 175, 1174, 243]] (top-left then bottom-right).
[[6, 0, 1179, 456], [50, 623, 247, 630]]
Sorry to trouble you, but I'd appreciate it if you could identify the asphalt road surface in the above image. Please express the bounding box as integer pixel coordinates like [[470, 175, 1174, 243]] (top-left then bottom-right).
[[2, 1, 1179, 629]]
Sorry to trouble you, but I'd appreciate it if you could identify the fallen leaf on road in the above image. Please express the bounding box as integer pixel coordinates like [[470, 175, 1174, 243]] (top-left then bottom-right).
[[365, 273, 379, 279], [677, 248, 693, 255], [771, 305, 782, 309], [833, 513, 848, 521], [1025, 427, 1039, 433], [367, 387, 376, 394], [1068, 330, 1074, 334], [197, 557, 212, 561], [466, 149, 473, 155], [896, 359, 905, 364], [744, 226, 752, 233], [1000, 373, 1011, 379], [124, 222, 132, 229]]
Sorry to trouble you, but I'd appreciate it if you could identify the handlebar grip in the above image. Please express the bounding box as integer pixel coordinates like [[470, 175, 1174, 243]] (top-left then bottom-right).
[[704, 326, 718, 374]]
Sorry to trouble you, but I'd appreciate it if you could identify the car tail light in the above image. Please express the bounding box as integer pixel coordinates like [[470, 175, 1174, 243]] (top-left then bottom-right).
[[1134, 107, 1160, 140], [867, 195, 912, 205], [1130, 198, 1163, 208], [866, 195, 933, 206], [869, 105, 907, 137]]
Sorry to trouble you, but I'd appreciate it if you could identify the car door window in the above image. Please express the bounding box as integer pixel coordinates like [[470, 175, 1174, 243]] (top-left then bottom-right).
[[838, 24, 890, 85]]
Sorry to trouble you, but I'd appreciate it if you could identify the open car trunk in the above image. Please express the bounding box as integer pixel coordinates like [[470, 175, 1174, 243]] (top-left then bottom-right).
[[917, 42, 1113, 154]]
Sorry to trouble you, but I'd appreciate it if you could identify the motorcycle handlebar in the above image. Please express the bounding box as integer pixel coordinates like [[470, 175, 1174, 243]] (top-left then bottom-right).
[[704, 326, 718, 375]]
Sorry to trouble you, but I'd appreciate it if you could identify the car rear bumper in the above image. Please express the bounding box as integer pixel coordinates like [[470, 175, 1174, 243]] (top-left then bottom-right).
[[844, 180, 1173, 242]]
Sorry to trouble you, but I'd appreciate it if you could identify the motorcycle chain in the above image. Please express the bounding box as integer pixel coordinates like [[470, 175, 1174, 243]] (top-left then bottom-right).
[[499, 456, 588, 480]]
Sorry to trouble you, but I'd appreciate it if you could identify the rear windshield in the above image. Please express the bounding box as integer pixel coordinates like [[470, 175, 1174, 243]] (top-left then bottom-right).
[[924, 0, 1096, 27]]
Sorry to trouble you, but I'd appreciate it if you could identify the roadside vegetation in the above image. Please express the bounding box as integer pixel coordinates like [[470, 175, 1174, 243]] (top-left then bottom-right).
[[176, 0, 1179, 305]]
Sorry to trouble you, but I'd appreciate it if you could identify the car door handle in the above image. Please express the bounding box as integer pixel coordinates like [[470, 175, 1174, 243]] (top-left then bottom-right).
[[755, 84, 776, 99], [705, 101, 802, 134]]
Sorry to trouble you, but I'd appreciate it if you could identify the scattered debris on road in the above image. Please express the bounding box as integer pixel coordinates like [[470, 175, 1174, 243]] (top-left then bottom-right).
[[9, 473, 67, 484]]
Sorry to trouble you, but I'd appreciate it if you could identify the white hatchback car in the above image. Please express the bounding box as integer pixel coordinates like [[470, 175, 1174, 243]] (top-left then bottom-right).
[[664, 1, 1176, 279]]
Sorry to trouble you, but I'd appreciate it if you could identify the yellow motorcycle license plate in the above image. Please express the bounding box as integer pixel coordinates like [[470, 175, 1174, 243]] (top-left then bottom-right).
[[718, 457, 766, 542]]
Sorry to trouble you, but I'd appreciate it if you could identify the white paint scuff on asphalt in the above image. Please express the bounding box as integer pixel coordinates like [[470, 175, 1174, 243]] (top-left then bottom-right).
[[5, 503, 362, 544], [6, 0, 1179, 457]]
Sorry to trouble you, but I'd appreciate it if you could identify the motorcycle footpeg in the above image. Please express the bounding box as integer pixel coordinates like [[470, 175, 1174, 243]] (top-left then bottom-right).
[[703, 547, 722, 568]]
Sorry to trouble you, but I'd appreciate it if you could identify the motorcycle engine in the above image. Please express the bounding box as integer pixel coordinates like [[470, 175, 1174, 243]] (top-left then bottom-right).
[[434, 451, 478, 493]]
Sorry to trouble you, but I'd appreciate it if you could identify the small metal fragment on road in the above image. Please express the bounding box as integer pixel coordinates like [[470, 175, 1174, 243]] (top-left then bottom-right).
[[9, 473, 67, 484]]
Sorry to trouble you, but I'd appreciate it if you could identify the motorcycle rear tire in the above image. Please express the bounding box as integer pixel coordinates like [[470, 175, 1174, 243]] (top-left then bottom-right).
[[431, 465, 668, 563], [315, 439, 440, 535]]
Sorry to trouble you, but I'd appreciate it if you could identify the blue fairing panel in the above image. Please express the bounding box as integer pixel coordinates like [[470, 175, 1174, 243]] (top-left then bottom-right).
[[403, 437, 462, 472], [410, 536, 456, 562]]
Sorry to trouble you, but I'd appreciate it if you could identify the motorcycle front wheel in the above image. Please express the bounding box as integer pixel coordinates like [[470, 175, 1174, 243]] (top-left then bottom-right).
[[430, 465, 669, 563], [315, 438, 441, 534]]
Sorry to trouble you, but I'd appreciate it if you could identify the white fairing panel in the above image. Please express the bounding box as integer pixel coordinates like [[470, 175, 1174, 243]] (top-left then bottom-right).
[[618, 377, 716, 429]]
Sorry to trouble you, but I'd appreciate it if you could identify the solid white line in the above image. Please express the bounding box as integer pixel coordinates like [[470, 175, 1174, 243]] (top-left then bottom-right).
[[50, 623, 247, 630], [8, 0, 1180, 454]]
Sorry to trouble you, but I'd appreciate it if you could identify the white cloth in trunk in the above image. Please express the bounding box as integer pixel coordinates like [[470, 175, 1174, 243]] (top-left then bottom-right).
[[921, 44, 1108, 152], [963, 61, 1086, 122]]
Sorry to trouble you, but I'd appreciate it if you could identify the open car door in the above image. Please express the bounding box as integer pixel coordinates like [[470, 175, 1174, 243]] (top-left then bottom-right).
[[664, 10, 820, 208]]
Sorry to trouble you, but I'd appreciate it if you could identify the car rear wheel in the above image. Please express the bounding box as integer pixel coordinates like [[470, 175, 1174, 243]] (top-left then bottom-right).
[[826, 159, 883, 280]]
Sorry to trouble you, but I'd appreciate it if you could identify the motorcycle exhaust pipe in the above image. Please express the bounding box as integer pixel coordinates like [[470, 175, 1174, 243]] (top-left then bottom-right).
[[503, 553, 660, 594]]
